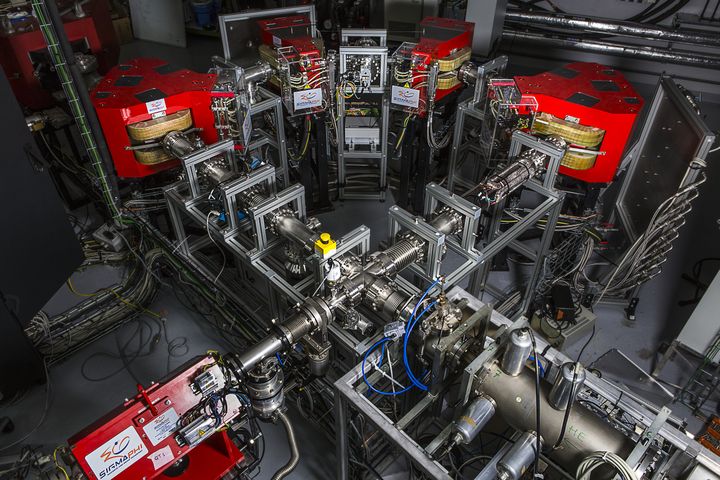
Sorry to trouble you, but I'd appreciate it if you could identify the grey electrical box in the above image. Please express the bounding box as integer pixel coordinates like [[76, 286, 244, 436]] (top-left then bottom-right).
[[384, 0, 439, 43], [466, 0, 508, 57]]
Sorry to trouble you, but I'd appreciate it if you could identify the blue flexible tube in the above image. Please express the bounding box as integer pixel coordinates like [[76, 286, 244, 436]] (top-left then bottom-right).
[[528, 355, 545, 378], [361, 337, 412, 396], [408, 278, 441, 326], [402, 301, 437, 391]]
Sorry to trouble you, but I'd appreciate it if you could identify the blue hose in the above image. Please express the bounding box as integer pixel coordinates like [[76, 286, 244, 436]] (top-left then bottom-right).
[[361, 337, 412, 396], [401, 278, 442, 392], [402, 301, 437, 391]]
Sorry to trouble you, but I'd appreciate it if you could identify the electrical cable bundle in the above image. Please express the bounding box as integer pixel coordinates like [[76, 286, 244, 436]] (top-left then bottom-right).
[[288, 116, 312, 162], [576, 451, 638, 480], [362, 278, 441, 396], [426, 109, 452, 150], [26, 247, 164, 363], [593, 165, 706, 304]]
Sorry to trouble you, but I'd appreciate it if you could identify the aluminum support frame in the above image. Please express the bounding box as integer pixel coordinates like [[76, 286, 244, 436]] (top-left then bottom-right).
[[388, 205, 447, 280], [337, 44, 390, 201], [246, 87, 290, 187], [446, 56, 509, 192], [218, 164, 276, 236], [334, 354, 453, 480], [341, 28, 387, 46], [181, 139, 235, 200]]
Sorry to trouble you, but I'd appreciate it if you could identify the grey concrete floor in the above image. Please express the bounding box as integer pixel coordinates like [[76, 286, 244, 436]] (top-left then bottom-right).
[[2, 34, 720, 479]]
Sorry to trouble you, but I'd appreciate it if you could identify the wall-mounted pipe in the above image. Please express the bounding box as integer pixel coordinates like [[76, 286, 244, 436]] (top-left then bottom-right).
[[505, 11, 720, 47], [502, 30, 720, 68]]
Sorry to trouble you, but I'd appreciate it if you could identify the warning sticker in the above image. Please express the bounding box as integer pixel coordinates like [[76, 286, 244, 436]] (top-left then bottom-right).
[[142, 407, 180, 446], [85, 426, 148, 480]]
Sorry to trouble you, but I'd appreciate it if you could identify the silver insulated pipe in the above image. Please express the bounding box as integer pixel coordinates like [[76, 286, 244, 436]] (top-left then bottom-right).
[[468, 136, 566, 207], [504, 11, 720, 48]]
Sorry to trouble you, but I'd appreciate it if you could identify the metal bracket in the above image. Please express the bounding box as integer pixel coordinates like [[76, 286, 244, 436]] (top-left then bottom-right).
[[219, 163, 276, 235]]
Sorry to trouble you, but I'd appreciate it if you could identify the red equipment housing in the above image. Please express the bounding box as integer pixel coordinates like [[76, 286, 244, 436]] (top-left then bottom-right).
[[256, 15, 313, 49], [256, 14, 321, 61], [414, 17, 474, 103], [256, 14, 328, 115], [390, 17, 473, 117], [91, 58, 218, 178], [514, 63, 643, 184], [69, 356, 248, 480], [0, 0, 119, 110]]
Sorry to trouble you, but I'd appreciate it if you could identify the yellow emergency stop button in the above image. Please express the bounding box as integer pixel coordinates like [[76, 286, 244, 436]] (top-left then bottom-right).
[[315, 232, 336, 258]]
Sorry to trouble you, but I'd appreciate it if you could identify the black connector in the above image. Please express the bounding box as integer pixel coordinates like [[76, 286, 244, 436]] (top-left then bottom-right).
[[549, 284, 576, 324]]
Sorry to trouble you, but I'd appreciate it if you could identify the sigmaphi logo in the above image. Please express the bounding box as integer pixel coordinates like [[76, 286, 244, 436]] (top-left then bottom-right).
[[86, 426, 148, 480], [398, 90, 414, 99], [293, 88, 322, 109], [100, 436, 131, 462]]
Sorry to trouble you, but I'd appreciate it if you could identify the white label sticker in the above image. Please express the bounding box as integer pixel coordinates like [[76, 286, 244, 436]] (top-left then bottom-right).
[[564, 115, 580, 124], [145, 98, 166, 115], [272, 35, 282, 47], [242, 111, 252, 145], [391, 86, 420, 108], [85, 426, 148, 480], [148, 445, 174, 471], [293, 88, 323, 111], [142, 407, 180, 446]]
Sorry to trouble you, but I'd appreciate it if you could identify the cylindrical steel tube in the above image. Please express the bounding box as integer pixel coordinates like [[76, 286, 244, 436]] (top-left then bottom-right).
[[199, 159, 235, 186], [452, 394, 497, 445], [504, 11, 720, 47], [382, 241, 421, 273], [501, 329, 533, 376], [548, 362, 587, 411], [246, 358, 285, 419], [236, 334, 284, 374], [476, 362, 633, 471], [496, 431, 541, 480], [502, 30, 720, 68], [274, 215, 319, 252], [244, 62, 273, 85], [162, 131, 196, 157], [458, 61, 478, 86]]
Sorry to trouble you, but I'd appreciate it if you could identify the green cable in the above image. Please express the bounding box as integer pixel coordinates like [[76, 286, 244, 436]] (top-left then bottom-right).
[[32, 1, 124, 222]]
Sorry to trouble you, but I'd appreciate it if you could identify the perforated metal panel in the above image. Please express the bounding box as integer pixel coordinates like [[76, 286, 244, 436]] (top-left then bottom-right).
[[616, 76, 715, 240]]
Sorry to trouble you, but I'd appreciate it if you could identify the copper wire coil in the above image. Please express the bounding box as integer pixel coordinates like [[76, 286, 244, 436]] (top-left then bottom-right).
[[532, 112, 605, 170], [127, 109, 193, 143], [133, 148, 175, 165], [532, 112, 604, 147], [437, 47, 472, 72]]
